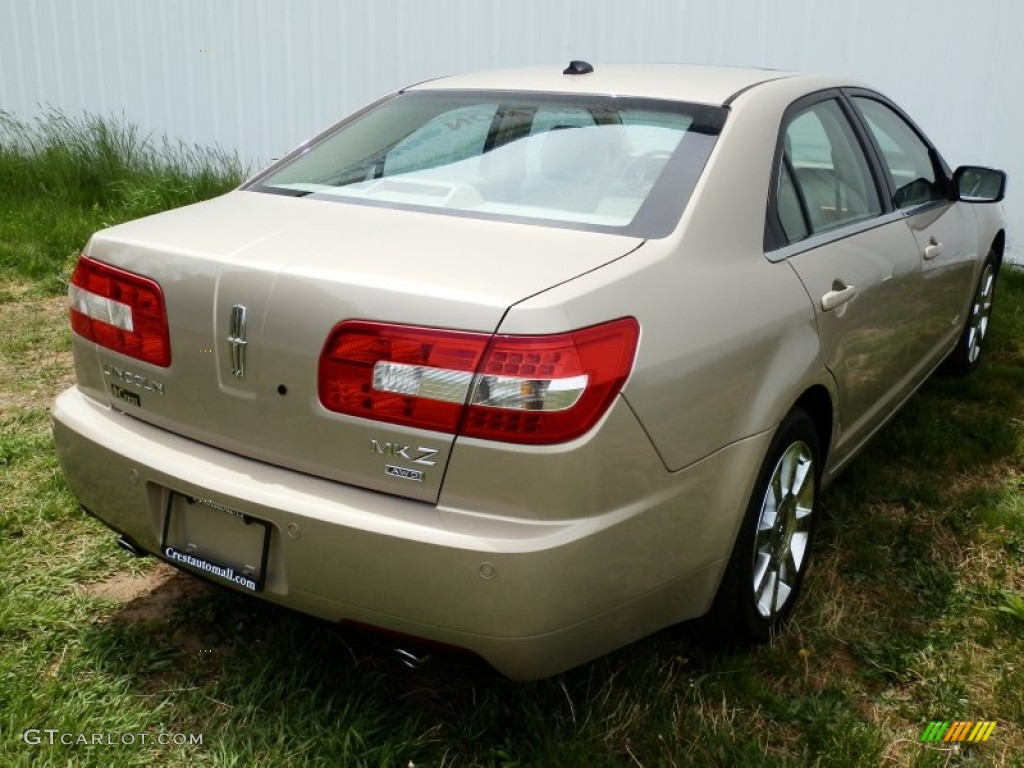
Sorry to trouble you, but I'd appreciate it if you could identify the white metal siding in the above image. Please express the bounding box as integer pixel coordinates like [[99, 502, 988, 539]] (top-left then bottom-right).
[[1, 0, 1018, 254]]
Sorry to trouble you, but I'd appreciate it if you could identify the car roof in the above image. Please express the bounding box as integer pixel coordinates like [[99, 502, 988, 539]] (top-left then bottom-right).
[[406, 63, 803, 106]]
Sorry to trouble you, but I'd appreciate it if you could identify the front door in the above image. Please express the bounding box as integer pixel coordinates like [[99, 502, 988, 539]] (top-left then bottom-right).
[[849, 95, 979, 376]]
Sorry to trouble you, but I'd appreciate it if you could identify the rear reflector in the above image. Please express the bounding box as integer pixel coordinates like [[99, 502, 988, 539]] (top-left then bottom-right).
[[69, 255, 171, 367], [319, 318, 639, 444]]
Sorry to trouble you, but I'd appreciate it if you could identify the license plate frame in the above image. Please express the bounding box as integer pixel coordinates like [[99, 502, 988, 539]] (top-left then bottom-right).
[[160, 493, 271, 593]]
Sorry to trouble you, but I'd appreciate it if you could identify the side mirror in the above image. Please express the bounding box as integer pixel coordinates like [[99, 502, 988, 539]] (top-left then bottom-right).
[[954, 165, 1007, 203]]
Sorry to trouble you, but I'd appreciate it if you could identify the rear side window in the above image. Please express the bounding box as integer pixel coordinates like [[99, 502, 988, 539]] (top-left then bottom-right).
[[249, 91, 727, 238], [777, 162, 809, 243], [777, 99, 882, 240], [851, 97, 946, 209]]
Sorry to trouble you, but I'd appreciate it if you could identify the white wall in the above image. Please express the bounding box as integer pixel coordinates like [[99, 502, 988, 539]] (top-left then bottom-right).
[[1, 0, 1019, 254]]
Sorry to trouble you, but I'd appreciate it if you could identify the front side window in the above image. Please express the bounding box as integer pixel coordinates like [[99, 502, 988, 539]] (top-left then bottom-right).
[[852, 97, 946, 209], [776, 99, 882, 242], [249, 91, 726, 237]]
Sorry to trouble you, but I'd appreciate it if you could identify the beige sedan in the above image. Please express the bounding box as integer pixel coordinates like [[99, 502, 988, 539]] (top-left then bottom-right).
[[52, 62, 1007, 679]]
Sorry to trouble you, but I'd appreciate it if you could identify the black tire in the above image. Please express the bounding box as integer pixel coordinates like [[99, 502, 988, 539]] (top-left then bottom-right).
[[700, 408, 821, 645], [944, 253, 998, 377]]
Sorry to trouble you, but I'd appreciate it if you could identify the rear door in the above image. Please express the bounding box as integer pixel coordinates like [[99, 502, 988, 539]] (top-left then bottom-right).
[[767, 92, 924, 466], [848, 93, 978, 375]]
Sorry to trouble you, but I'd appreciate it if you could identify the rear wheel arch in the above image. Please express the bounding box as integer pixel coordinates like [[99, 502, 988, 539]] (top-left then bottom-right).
[[700, 405, 822, 643], [792, 385, 834, 469]]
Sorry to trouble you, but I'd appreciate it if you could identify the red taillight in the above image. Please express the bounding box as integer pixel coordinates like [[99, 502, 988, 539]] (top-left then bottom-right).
[[464, 319, 640, 443], [318, 318, 639, 444], [318, 322, 489, 433], [68, 255, 171, 367]]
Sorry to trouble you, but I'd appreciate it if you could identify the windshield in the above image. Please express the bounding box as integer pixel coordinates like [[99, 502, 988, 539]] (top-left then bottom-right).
[[248, 91, 727, 238]]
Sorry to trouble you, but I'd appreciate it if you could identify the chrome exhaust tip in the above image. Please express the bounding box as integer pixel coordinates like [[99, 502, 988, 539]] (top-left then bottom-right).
[[115, 535, 147, 558], [394, 648, 431, 670]]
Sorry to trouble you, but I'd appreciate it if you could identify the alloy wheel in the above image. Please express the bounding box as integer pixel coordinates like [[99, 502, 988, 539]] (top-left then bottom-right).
[[967, 263, 996, 365], [751, 440, 815, 619]]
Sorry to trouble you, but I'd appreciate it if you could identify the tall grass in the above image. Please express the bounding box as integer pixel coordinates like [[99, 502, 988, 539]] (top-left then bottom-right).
[[0, 108, 247, 293]]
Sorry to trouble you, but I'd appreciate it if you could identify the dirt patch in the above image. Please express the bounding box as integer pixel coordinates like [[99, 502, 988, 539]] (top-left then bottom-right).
[[80, 564, 172, 601], [80, 562, 210, 623]]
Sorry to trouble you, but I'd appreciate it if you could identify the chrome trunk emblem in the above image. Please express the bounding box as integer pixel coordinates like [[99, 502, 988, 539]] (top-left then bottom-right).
[[228, 305, 248, 378]]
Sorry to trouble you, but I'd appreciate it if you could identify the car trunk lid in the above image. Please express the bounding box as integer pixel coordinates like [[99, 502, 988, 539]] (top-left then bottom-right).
[[80, 191, 642, 502]]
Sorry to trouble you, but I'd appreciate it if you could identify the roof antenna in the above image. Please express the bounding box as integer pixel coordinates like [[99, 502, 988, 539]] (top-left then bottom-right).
[[563, 60, 594, 75]]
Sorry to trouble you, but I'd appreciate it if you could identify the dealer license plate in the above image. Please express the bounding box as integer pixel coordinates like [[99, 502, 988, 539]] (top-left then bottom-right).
[[160, 493, 271, 592]]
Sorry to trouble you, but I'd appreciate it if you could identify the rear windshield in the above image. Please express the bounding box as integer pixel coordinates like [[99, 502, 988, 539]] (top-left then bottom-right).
[[248, 91, 727, 238]]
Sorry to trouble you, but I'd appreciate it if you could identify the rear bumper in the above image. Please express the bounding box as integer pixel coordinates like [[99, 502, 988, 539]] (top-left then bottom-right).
[[52, 386, 769, 679]]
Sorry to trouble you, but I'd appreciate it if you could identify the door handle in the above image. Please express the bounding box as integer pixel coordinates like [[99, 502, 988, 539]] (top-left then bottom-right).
[[924, 235, 943, 260], [821, 281, 856, 312]]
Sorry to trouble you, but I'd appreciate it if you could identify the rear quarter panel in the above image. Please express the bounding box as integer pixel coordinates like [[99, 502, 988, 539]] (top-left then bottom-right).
[[497, 77, 846, 473]]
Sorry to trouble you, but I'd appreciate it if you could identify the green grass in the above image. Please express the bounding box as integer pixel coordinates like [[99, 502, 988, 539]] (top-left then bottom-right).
[[1, 119, 1023, 765], [0, 109, 245, 293]]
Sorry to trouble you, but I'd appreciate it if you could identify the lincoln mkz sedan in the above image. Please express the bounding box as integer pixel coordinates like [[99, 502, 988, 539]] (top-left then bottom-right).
[[52, 62, 1007, 679]]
